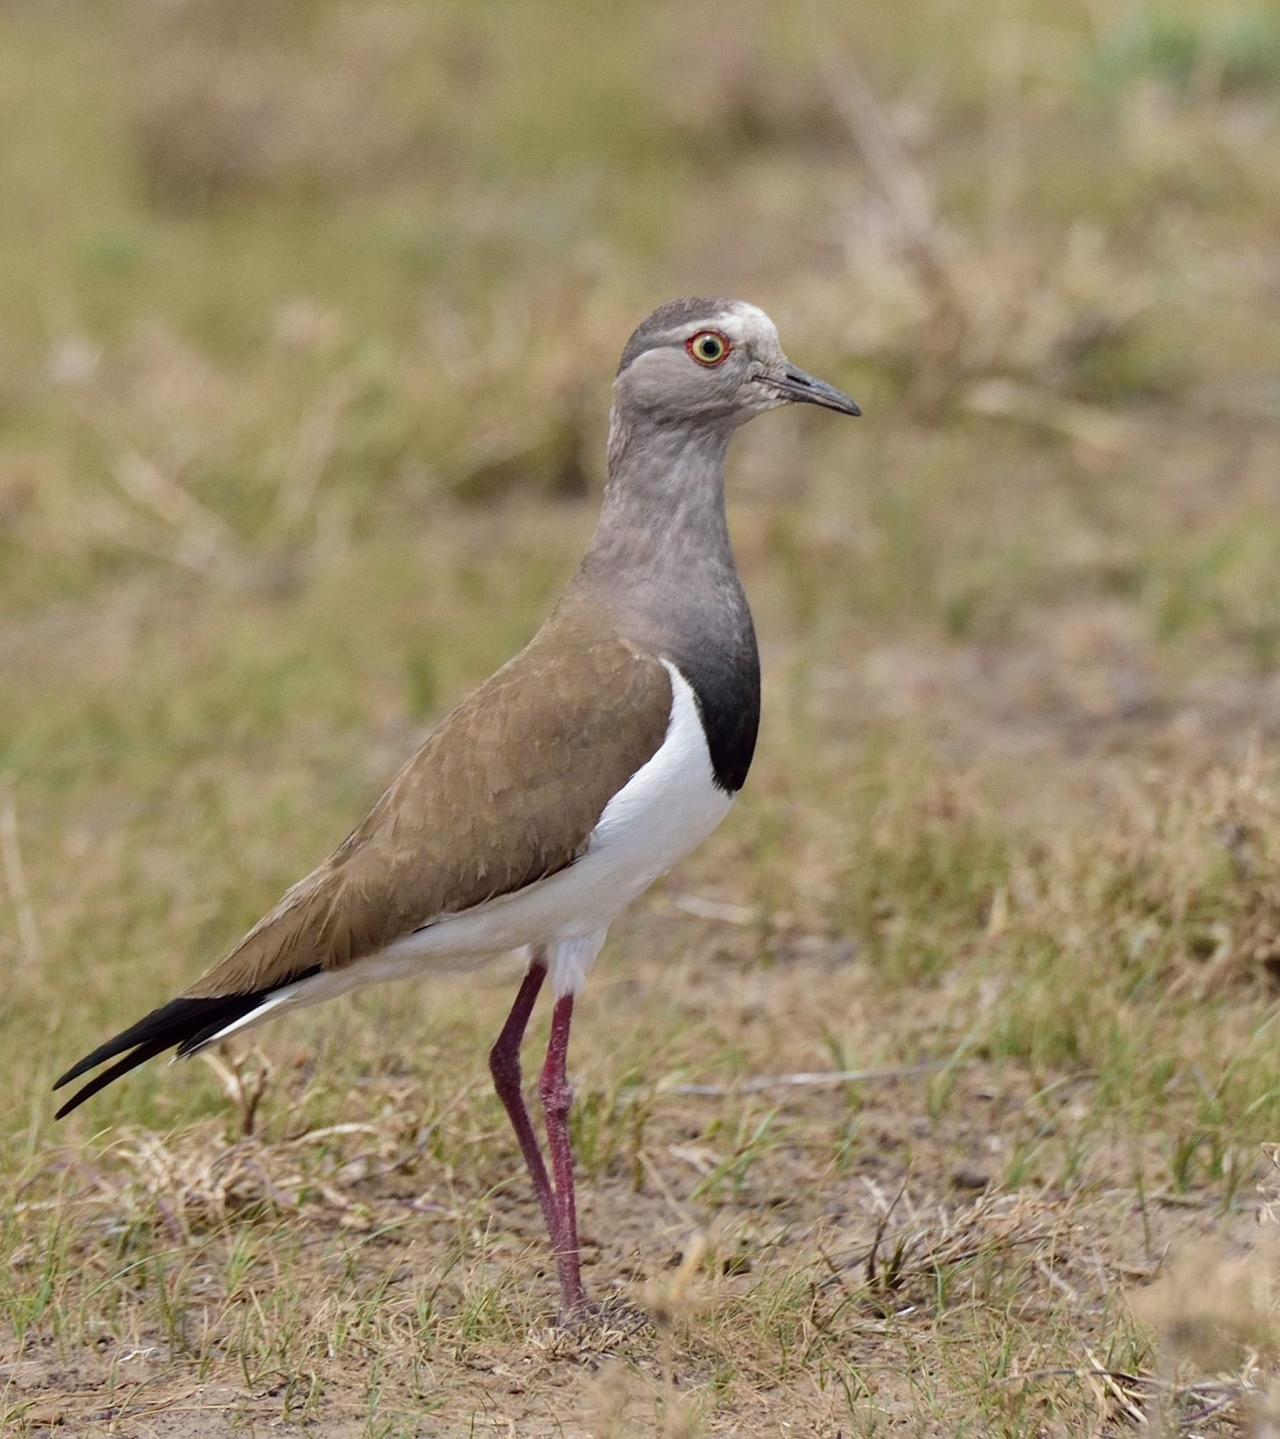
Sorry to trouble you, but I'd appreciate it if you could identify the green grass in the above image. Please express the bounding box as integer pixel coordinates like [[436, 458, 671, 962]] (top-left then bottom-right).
[[4, 0, 1280, 1433]]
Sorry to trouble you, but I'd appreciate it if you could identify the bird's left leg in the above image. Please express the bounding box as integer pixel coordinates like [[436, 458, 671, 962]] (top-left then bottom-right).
[[538, 991, 586, 1321]]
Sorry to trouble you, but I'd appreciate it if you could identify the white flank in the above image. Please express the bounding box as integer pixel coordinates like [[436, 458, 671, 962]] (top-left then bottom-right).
[[548, 931, 608, 995], [189, 658, 734, 1045]]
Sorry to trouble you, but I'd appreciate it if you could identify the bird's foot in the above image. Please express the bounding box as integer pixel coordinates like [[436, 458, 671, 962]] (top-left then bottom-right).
[[555, 1290, 652, 1337]]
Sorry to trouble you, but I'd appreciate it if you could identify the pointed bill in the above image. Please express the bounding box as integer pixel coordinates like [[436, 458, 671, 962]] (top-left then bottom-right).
[[763, 365, 861, 416]]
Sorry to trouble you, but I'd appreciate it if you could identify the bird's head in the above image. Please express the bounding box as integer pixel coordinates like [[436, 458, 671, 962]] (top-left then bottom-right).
[[613, 298, 860, 429]]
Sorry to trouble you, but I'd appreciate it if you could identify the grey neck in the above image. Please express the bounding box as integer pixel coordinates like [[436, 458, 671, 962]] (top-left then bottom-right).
[[576, 407, 737, 598], [573, 400, 755, 652], [561, 402, 761, 792]]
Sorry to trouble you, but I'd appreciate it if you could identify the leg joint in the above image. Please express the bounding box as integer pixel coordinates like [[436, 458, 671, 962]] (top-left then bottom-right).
[[488, 1042, 522, 1096], [538, 1070, 574, 1119]]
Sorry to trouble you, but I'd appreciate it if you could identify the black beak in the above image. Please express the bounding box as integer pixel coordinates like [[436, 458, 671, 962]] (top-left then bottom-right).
[[764, 366, 861, 417]]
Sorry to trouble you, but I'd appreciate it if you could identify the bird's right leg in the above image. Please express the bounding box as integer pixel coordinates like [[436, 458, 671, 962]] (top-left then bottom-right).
[[487, 950, 558, 1239]]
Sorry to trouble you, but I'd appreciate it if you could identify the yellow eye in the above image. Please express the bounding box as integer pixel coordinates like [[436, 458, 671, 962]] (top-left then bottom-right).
[[686, 330, 730, 366]]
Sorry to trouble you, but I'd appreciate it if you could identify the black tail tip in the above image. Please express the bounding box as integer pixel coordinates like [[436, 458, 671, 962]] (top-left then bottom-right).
[[51, 970, 320, 1119]]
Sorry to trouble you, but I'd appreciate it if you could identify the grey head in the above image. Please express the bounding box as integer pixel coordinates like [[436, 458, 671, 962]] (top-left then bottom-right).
[[573, 299, 859, 794], [613, 297, 860, 428], [574, 299, 859, 792]]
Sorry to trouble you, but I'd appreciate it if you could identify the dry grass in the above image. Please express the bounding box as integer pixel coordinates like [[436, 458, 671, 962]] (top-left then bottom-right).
[[4, 0, 1280, 1433]]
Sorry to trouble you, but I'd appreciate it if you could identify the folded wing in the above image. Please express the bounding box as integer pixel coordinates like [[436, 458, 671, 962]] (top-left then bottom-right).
[[55, 621, 672, 1115]]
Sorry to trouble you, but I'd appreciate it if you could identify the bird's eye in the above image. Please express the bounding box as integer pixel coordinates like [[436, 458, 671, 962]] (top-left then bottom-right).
[[686, 330, 731, 367]]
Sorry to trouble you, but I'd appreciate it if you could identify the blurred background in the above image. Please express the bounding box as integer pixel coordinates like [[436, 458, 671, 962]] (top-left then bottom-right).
[[4, 1, 1280, 1431], [5, 0, 1279, 788]]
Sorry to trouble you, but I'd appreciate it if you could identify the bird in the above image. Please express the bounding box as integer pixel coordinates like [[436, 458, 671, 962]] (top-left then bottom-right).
[[53, 298, 860, 1322]]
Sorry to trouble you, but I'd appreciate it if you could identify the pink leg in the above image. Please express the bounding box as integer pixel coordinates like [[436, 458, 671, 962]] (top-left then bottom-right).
[[539, 994, 587, 1319], [487, 955, 557, 1238]]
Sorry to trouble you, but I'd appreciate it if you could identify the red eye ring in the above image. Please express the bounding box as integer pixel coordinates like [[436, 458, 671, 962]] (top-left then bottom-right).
[[686, 330, 731, 367]]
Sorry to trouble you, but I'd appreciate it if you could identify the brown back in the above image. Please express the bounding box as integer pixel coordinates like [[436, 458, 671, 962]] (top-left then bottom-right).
[[186, 611, 672, 999]]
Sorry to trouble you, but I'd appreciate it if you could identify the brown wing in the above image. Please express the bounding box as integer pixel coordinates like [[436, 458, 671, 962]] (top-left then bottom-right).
[[184, 620, 672, 999]]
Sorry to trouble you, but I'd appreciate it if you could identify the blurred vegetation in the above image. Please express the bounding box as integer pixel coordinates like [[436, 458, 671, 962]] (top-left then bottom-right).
[[3, 0, 1280, 1434]]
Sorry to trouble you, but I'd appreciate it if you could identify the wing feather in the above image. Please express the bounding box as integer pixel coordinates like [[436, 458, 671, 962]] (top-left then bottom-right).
[[56, 618, 673, 1110], [182, 626, 671, 999]]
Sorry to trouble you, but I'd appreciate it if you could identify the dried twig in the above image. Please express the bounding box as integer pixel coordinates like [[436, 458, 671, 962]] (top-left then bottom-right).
[[198, 1047, 274, 1137], [0, 785, 42, 968], [271, 371, 359, 535], [637, 1148, 694, 1227], [822, 52, 941, 253], [822, 49, 969, 376], [660, 1061, 953, 1097], [1082, 1343, 1149, 1427], [358, 1079, 479, 1181], [112, 449, 240, 577], [999, 1361, 1250, 1430]]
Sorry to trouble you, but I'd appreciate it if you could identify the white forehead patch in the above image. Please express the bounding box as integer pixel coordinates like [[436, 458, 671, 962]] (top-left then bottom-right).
[[702, 302, 779, 351]]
